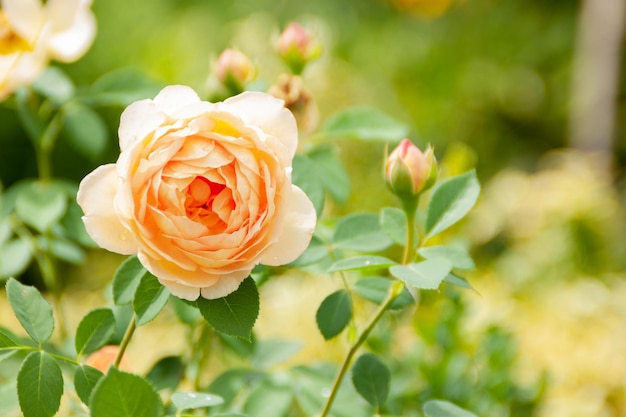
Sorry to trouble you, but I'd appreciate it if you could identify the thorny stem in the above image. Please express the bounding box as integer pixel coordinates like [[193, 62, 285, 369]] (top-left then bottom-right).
[[318, 281, 405, 417], [114, 315, 137, 368]]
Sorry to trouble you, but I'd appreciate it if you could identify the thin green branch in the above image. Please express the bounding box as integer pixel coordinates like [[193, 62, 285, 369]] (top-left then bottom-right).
[[114, 315, 137, 368]]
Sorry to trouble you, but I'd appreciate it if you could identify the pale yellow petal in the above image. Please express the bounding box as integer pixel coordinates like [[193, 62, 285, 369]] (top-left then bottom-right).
[[77, 164, 138, 254]]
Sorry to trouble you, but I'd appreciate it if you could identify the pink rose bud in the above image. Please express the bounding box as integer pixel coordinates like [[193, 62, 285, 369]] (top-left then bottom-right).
[[385, 139, 437, 198], [276, 23, 321, 75], [214, 48, 255, 92]]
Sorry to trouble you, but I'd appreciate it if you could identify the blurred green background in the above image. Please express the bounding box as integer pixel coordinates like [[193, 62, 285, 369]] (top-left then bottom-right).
[[1, 0, 625, 416]]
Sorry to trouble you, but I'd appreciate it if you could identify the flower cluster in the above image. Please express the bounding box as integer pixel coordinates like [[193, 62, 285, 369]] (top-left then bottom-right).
[[0, 0, 95, 99]]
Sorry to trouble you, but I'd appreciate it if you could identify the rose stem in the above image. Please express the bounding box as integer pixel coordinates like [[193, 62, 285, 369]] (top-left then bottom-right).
[[114, 315, 137, 368]]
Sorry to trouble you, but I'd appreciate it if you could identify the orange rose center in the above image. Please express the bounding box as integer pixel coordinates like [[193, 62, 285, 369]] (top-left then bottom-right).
[[184, 176, 232, 230]]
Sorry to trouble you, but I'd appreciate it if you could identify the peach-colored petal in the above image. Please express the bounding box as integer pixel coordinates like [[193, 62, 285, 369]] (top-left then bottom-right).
[[259, 184, 316, 266], [156, 279, 200, 301], [77, 164, 138, 255], [200, 273, 248, 299], [223, 91, 298, 162], [118, 99, 167, 151], [153, 85, 202, 115]]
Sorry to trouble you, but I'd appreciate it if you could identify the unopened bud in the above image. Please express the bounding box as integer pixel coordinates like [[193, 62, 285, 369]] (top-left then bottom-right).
[[214, 48, 255, 93], [385, 139, 438, 199], [268, 73, 319, 135], [276, 23, 322, 75]]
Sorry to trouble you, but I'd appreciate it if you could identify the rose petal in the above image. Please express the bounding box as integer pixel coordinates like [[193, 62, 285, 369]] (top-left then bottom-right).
[[77, 164, 138, 254], [2, 0, 44, 41], [223, 92, 298, 163], [118, 99, 167, 151], [259, 185, 316, 266], [47, 6, 96, 62], [153, 277, 200, 301], [200, 271, 249, 299], [153, 85, 202, 115]]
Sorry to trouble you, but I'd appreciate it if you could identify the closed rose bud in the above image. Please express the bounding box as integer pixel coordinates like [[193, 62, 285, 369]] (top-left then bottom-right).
[[385, 139, 437, 199], [214, 48, 255, 93], [276, 23, 321, 75]]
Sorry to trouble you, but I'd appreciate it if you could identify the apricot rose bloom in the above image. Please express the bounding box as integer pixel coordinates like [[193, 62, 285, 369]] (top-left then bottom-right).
[[77, 86, 317, 300]]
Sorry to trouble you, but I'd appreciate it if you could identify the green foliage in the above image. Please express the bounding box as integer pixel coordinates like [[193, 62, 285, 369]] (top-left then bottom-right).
[[15, 182, 67, 233], [353, 277, 415, 310], [251, 339, 303, 369], [316, 289, 353, 339], [425, 171, 480, 241], [351, 353, 390, 409], [133, 272, 169, 326], [17, 351, 63, 417], [243, 382, 293, 417], [84, 68, 165, 107], [333, 213, 394, 252], [380, 207, 407, 246], [418, 245, 476, 270], [423, 400, 478, 417], [112, 255, 151, 305], [0, 237, 32, 278], [390, 259, 452, 290], [320, 107, 408, 142], [74, 365, 104, 405], [5, 278, 55, 344], [0, 329, 19, 348], [90, 367, 163, 417], [171, 392, 224, 411], [75, 308, 116, 357], [62, 101, 108, 160], [328, 256, 397, 272], [145, 356, 185, 391], [197, 277, 259, 340]]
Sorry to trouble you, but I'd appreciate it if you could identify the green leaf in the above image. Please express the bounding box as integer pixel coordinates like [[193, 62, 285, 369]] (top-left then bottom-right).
[[90, 367, 163, 417], [292, 154, 325, 216], [145, 356, 185, 391], [351, 353, 390, 408], [380, 207, 407, 245], [290, 235, 329, 267], [169, 295, 201, 325], [0, 216, 11, 245], [333, 213, 394, 252], [32, 67, 74, 105], [443, 273, 475, 291], [36, 235, 85, 265], [133, 273, 169, 326], [15, 182, 67, 232], [0, 237, 33, 278], [0, 380, 19, 416], [316, 289, 352, 340], [251, 339, 303, 369], [423, 400, 478, 417], [243, 383, 293, 417], [15, 89, 45, 142], [0, 328, 18, 348], [74, 364, 104, 405], [197, 277, 259, 340], [321, 107, 408, 142], [17, 351, 63, 417], [62, 101, 108, 160], [308, 144, 351, 203], [87, 68, 164, 107], [425, 170, 480, 240], [328, 256, 396, 272], [171, 392, 224, 410], [418, 245, 475, 270], [389, 258, 452, 290], [75, 308, 116, 357], [5, 278, 54, 344], [113, 255, 149, 305], [353, 277, 415, 309]]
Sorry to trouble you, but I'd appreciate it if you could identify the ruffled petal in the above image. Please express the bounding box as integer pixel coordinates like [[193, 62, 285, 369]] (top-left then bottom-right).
[[259, 185, 316, 266], [118, 99, 166, 151], [77, 164, 138, 254], [223, 92, 298, 163], [200, 271, 249, 300]]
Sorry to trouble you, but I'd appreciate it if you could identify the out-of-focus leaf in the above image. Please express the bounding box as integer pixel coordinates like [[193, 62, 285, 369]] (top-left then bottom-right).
[[353, 277, 415, 309], [197, 277, 259, 340], [418, 245, 475, 270], [145, 356, 185, 391], [333, 213, 394, 252], [5, 278, 54, 344], [316, 289, 352, 340], [425, 170, 480, 241], [380, 207, 407, 245], [292, 154, 325, 216], [17, 351, 63, 417], [0, 237, 32, 278], [243, 382, 293, 417], [0, 380, 19, 416], [390, 258, 452, 290], [308, 144, 351, 203], [62, 101, 108, 160], [423, 400, 478, 417], [86, 68, 164, 107], [15, 182, 67, 232], [251, 339, 302, 369], [328, 256, 396, 272], [32, 67, 75, 105], [90, 367, 163, 417], [443, 273, 475, 291], [351, 353, 390, 408], [320, 107, 408, 142], [169, 295, 201, 325], [36, 235, 85, 264], [171, 392, 224, 410]]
